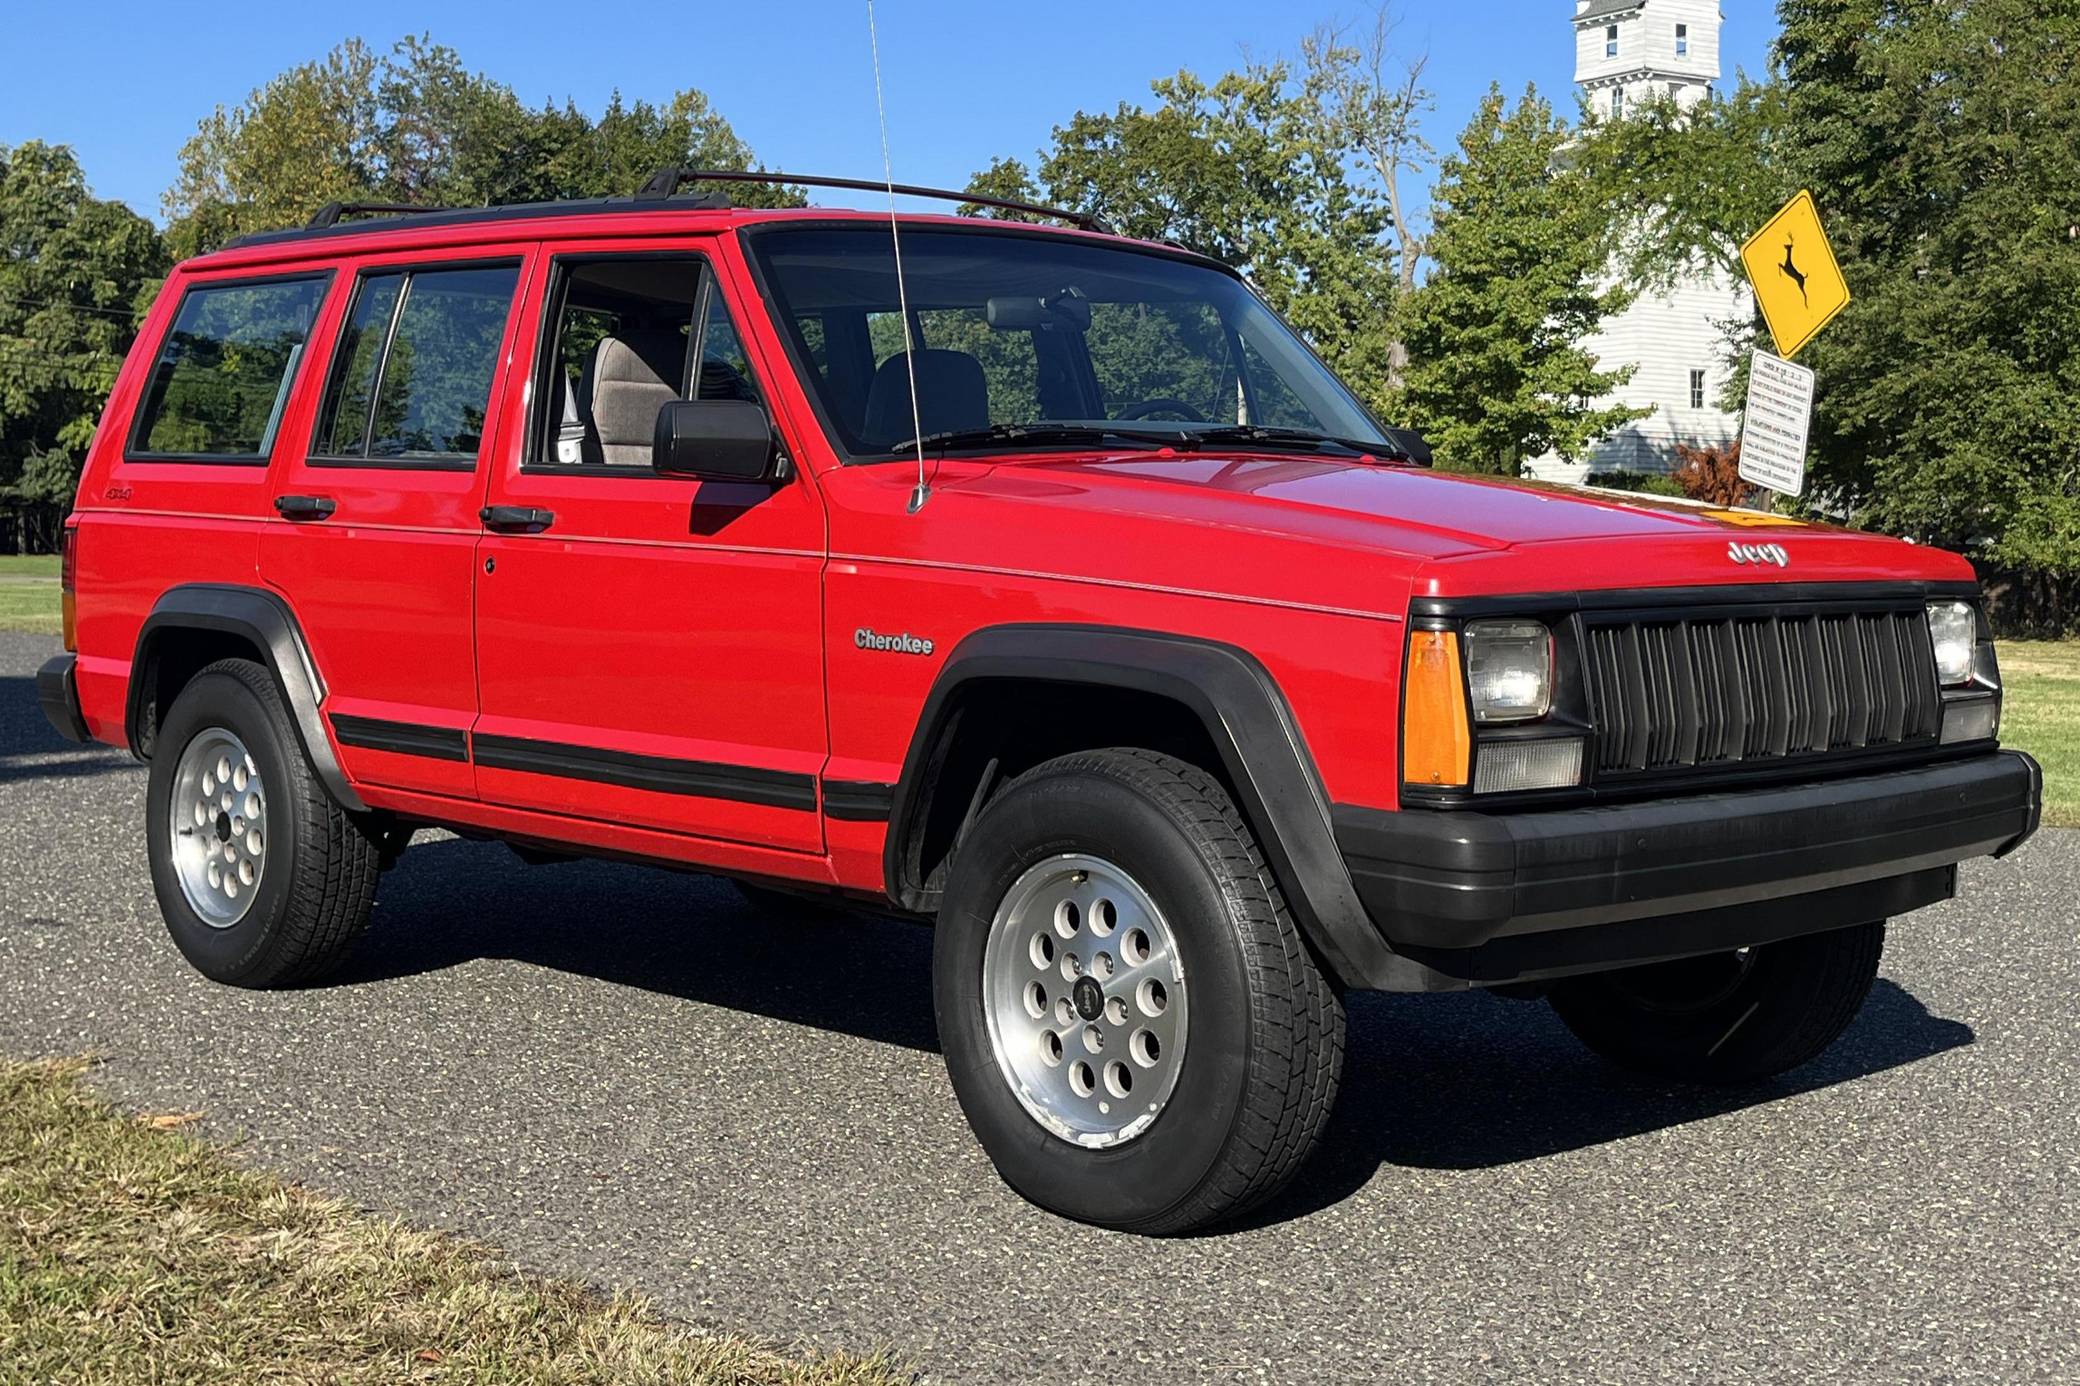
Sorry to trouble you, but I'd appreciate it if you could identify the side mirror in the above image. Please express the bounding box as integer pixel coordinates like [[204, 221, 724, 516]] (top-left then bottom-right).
[[652, 399, 776, 481]]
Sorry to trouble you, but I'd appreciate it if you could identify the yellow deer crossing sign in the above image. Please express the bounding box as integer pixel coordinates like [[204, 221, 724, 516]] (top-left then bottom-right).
[[1741, 190, 1850, 360]]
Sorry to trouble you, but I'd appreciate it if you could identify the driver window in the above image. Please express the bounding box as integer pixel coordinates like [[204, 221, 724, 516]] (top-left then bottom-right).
[[533, 256, 701, 469]]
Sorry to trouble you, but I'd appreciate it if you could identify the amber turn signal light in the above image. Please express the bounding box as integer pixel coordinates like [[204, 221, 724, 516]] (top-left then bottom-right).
[[1402, 629, 1471, 789]]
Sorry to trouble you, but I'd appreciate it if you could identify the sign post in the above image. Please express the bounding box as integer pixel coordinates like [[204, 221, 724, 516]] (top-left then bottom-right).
[[1736, 191, 1849, 499]]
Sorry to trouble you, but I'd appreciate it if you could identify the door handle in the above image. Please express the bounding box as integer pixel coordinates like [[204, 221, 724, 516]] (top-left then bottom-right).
[[274, 494, 336, 521], [479, 505, 556, 533]]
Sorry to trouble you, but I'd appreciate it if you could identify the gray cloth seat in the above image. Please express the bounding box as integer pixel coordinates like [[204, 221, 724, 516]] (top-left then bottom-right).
[[579, 331, 686, 466], [862, 349, 989, 446]]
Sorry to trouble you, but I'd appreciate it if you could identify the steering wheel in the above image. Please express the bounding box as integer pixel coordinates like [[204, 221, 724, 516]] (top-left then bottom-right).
[[1114, 397, 1203, 422]]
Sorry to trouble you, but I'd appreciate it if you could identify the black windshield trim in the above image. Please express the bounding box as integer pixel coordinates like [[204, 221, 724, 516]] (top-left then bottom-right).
[[736, 220, 1393, 467]]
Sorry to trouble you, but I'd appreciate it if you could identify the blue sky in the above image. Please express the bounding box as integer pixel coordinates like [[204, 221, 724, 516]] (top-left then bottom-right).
[[1, 1, 1775, 225]]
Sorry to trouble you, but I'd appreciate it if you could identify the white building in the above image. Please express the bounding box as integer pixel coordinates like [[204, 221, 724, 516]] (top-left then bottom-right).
[[1527, 0, 1750, 481]]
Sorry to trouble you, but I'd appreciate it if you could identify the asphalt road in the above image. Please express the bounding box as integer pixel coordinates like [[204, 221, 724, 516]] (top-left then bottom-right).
[[3, 629, 2075, 1383]]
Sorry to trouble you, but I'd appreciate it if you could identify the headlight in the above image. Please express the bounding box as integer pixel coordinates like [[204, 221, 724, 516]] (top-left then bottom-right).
[[1464, 619, 1554, 722], [1925, 600, 1977, 686]]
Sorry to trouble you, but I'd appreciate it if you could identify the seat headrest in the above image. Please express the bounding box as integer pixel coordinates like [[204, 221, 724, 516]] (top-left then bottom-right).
[[863, 349, 989, 446], [590, 330, 686, 391]]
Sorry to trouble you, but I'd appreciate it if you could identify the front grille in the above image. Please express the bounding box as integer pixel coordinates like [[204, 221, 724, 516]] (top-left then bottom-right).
[[1586, 607, 1940, 777]]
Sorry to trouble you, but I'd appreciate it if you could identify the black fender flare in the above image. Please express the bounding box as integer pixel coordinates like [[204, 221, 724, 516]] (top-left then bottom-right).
[[885, 624, 1414, 989], [129, 584, 366, 813]]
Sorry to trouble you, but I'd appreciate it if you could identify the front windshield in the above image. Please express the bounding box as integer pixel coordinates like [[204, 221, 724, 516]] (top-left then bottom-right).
[[745, 224, 1389, 459]]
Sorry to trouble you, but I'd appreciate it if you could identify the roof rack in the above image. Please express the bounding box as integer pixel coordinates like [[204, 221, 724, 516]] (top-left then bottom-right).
[[637, 167, 1113, 234], [305, 200, 458, 231], [215, 170, 1113, 253]]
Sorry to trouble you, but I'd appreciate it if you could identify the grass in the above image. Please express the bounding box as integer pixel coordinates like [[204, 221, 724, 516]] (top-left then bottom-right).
[[0, 1057, 912, 1386], [1997, 640, 2080, 827], [0, 554, 61, 636]]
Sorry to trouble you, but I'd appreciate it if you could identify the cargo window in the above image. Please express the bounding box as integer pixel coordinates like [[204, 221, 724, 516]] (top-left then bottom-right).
[[311, 262, 521, 468], [128, 274, 331, 462]]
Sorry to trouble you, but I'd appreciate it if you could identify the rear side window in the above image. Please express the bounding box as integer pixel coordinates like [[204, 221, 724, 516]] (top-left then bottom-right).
[[129, 275, 330, 461], [312, 263, 520, 466]]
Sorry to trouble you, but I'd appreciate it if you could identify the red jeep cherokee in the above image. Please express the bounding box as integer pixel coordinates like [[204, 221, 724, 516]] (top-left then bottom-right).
[[37, 173, 2041, 1234]]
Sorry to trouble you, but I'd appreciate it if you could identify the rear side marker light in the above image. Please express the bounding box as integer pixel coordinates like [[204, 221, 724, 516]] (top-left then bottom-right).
[[1403, 630, 1471, 789]]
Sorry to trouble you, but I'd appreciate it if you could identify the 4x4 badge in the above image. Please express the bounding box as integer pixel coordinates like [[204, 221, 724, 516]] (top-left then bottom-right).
[[1727, 541, 1790, 568]]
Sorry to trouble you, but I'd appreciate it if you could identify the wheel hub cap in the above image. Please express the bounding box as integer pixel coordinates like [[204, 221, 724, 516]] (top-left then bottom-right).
[[981, 853, 1187, 1149], [168, 728, 266, 929]]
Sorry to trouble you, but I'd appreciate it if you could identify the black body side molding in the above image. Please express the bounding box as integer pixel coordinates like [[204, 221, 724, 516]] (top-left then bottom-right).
[[886, 624, 1424, 990], [129, 584, 366, 813], [330, 714, 470, 763]]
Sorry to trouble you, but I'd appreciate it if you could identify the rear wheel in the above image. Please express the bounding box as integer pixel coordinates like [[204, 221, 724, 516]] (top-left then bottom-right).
[[1548, 921, 1885, 1085], [146, 659, 381, 988], [934, 748, 1343, 1234]]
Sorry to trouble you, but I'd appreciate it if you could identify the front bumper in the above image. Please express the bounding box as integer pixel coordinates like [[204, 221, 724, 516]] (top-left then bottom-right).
[[37, 654, 90, 744], [1336, 750, 2041, 986]]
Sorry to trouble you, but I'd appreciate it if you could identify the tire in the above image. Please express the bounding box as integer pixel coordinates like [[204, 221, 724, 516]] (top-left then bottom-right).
[[1548, 921, 1885, 1085], [145, 658, 381, 988], [934, 748, 1344, 1234]]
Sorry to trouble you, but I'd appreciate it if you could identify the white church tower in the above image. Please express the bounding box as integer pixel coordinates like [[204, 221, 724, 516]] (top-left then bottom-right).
[[1527, 0, 1750, 481]]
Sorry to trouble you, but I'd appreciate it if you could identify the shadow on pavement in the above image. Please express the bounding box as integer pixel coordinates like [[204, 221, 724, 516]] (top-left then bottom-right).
[[344, 835, 1973, 1216], [1226, 974, 1971, 1228], [0, 671, 132, 786], [339, 834, 941, 1052]]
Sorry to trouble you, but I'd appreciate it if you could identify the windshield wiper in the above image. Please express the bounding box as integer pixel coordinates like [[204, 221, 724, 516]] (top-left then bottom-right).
[[1188, 424, 1426, 464], [887, 422, 1195, 454]]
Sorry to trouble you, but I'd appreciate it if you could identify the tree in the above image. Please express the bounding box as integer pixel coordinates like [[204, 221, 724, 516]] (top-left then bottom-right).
[[165, 38, 799, 259], [1574, 77, 1788, 295], [1, 142, 167, 548], [1302, 3, 1434, 391], [1767, 0, 2080, 590], [1400, 86, 1641, 473], [964, 62, 1401, 414]]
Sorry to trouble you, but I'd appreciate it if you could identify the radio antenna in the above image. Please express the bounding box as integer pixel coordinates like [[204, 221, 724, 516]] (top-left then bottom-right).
[[867, 0, 930, 513]]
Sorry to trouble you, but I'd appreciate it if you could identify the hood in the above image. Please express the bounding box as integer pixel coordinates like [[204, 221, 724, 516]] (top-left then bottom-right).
[[1006, 453, 1782, 547], [963, 451, 1974, 593]]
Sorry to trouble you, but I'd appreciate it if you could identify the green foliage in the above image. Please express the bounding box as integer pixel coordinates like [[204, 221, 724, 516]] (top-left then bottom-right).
[[963, 62, 1401, 416], [1771, 0, 2080, 578], [164, 37, 802, 260], [1, 141, 168, 538], [1575, 2, 2080, 591], [1587, 469, 1687, 498], [1400, 86, 1643, 473]]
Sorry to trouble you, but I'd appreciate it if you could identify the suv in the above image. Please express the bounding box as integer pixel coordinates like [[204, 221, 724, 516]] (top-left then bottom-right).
[[38, 172, 2040, 1234]]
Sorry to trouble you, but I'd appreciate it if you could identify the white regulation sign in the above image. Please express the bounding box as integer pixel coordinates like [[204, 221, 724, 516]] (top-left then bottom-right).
[[1739, 349, 1815, 497]]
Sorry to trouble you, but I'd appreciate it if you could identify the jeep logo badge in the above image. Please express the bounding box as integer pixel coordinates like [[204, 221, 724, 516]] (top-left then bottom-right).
[[1727, 541, 1790, 568]]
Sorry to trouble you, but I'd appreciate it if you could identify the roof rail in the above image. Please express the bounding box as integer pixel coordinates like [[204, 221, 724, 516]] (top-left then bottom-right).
[[305, 200, 457, 231], [637, 167, 1113, 234]]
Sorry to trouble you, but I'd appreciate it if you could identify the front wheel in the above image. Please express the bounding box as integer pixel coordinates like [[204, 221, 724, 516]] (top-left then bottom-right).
[[934, 749, 1344, 1234], [1548, 921, 1885, 1085]]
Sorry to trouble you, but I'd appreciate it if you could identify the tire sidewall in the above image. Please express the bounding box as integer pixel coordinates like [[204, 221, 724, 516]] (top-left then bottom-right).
[[935, 766, 1259, 1229], [146, 668, 304, 985], [1554, 923, 1883, 1082]]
